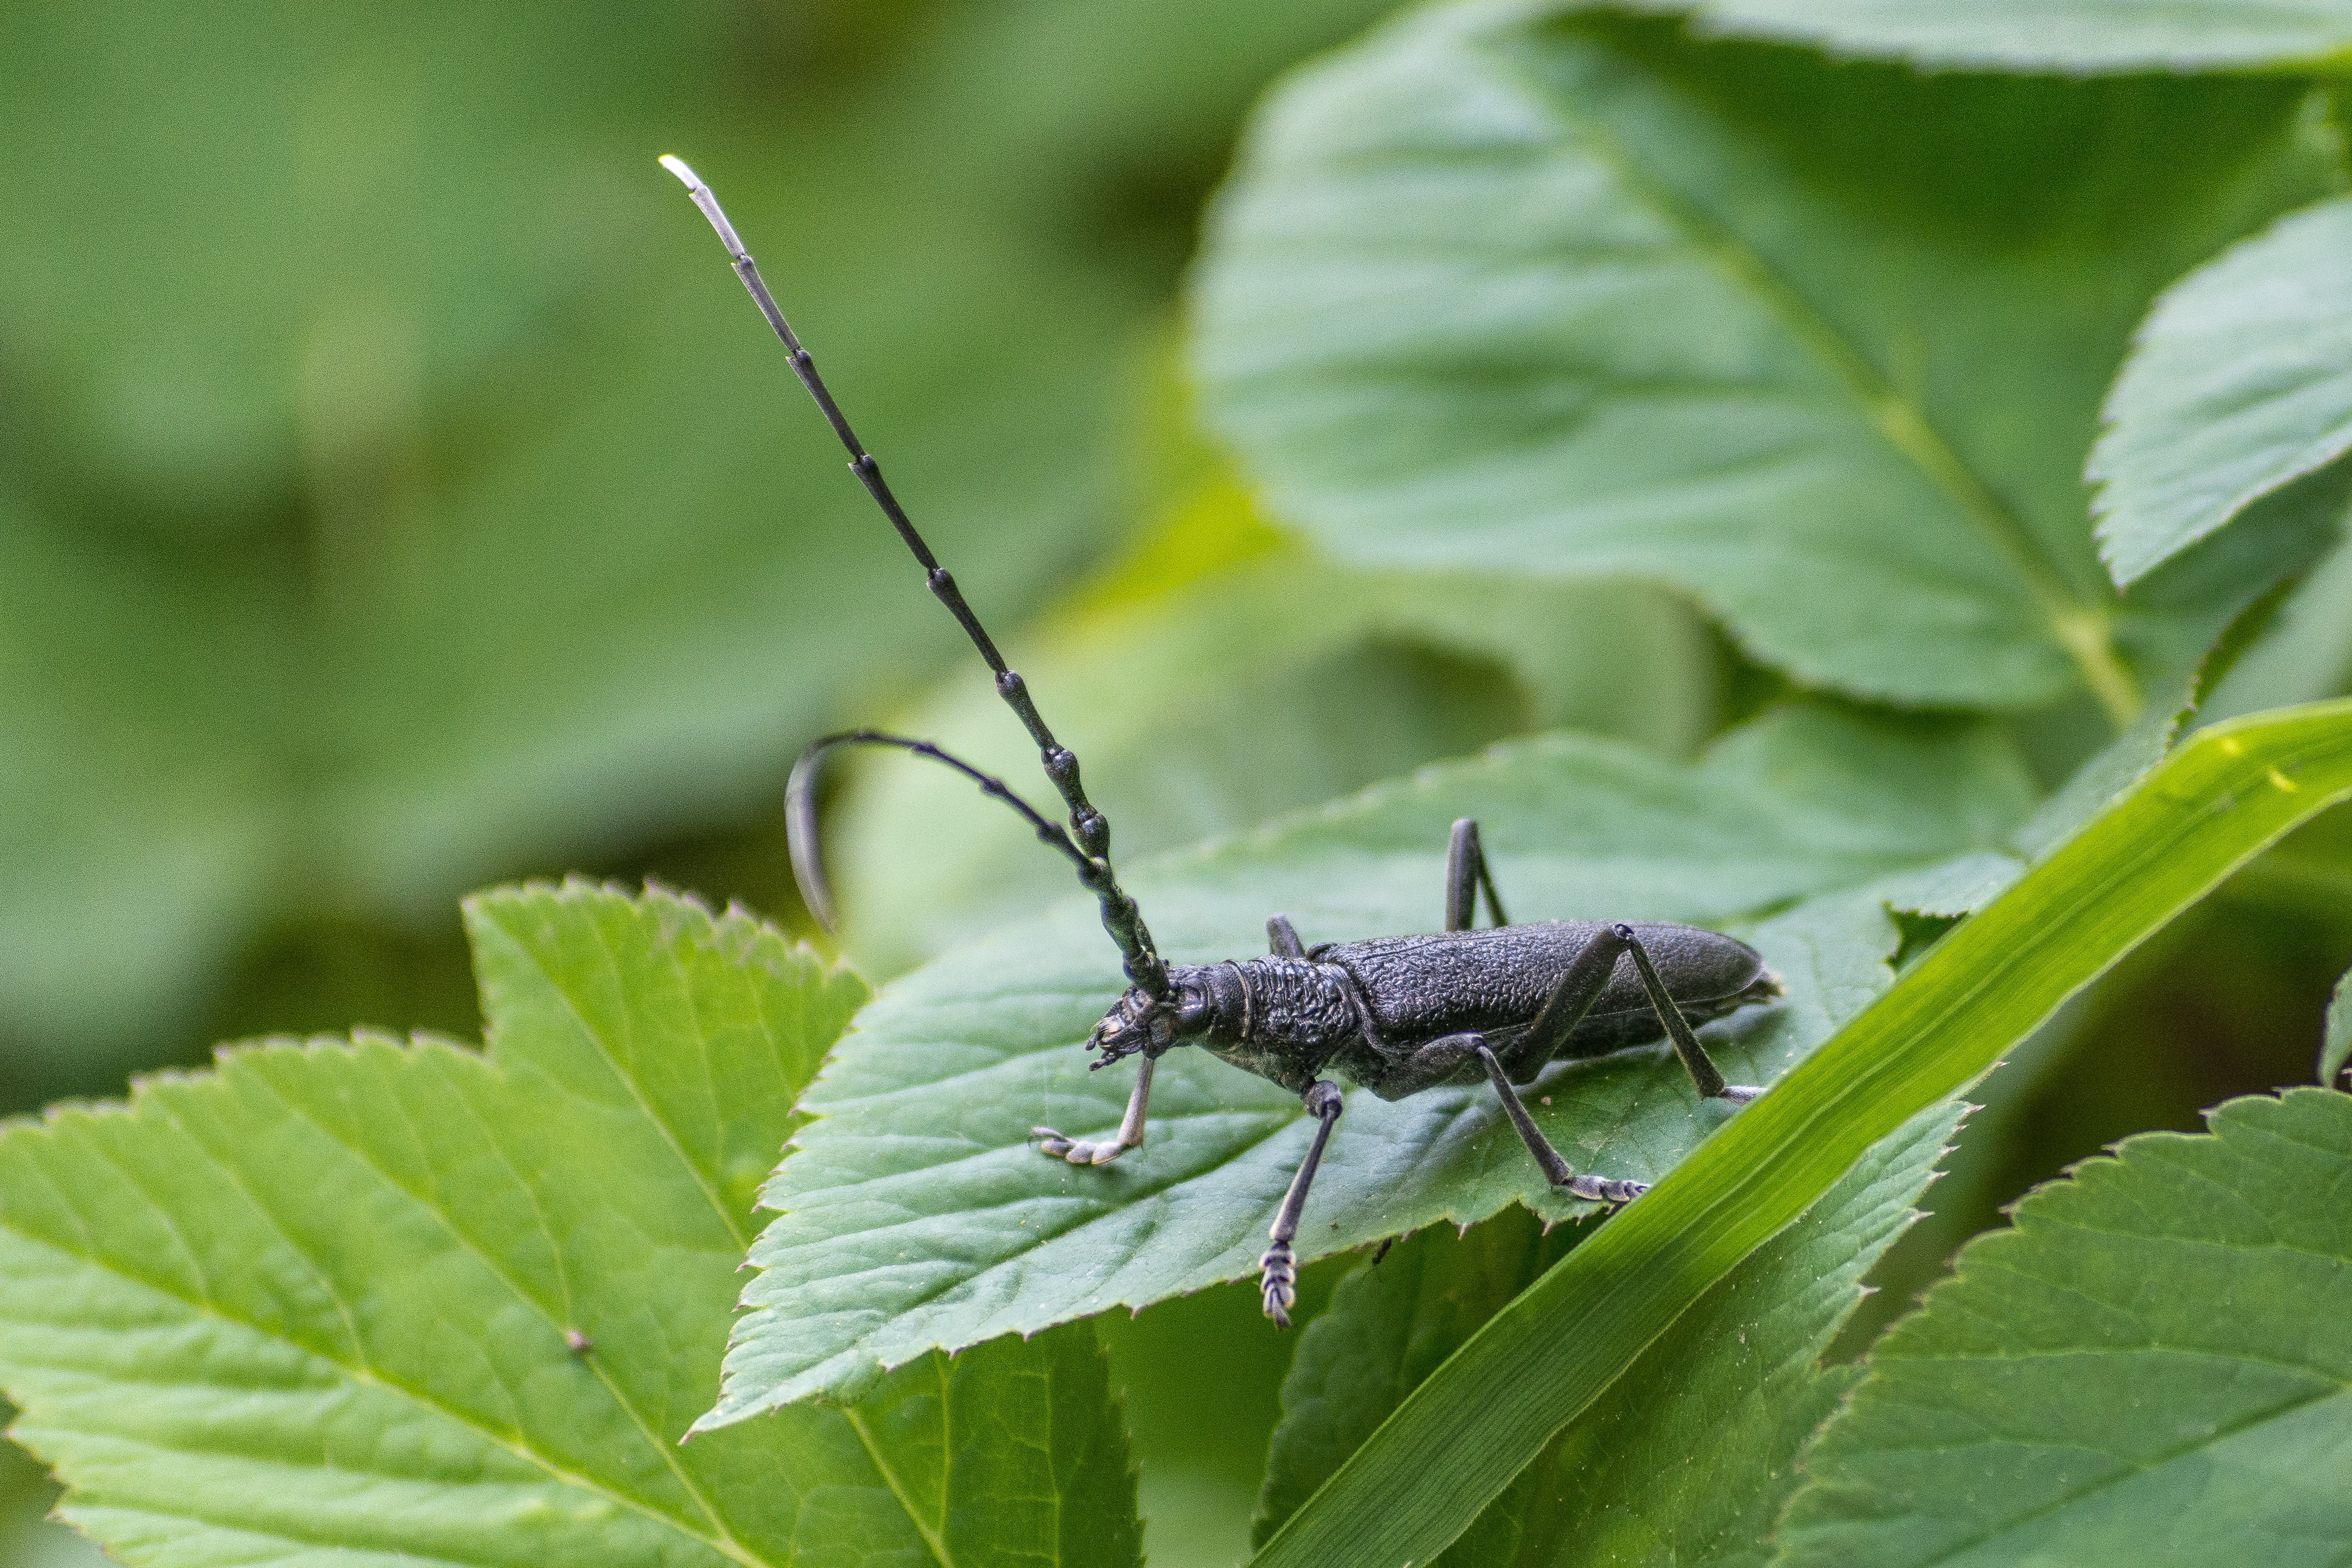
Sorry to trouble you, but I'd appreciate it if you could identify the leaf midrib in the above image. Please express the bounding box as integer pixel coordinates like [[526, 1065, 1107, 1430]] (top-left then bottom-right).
[[507, 909, 1022, 1566], [0, 1160, 767, 1568], [255, 1066, 756, 1563], [846, 1404, 958, 1568], [1471, 26, 2141, 726], [546, 920, 751, 1253]]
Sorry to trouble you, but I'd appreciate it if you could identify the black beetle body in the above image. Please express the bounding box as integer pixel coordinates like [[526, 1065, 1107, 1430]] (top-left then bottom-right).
[[668, 158, 1787, 1327], [1176, 922, 1776, 1098]]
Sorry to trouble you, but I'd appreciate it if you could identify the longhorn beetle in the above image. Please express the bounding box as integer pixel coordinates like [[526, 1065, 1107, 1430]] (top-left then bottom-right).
[[663, 156, 1782, 1327]]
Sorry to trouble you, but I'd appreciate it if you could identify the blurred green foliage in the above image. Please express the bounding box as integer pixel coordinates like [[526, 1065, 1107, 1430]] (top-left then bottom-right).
[[0, 0, 1405, 1109], [8, 0, 2352, 1564]]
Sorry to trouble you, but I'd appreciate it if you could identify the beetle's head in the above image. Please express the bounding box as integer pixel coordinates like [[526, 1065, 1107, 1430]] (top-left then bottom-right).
[[1087, 970, 1209, 1069]]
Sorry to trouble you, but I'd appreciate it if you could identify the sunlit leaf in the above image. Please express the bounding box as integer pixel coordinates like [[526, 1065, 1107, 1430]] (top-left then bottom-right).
[[703, 704, 2038, 1425], [1778, 1088, 2352, 1568], [1193, 2, 2338, 715], [0, 883, 1141, 1567]]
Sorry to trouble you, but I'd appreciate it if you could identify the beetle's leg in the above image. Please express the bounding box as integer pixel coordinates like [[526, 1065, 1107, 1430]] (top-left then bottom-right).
[[1260, 1079, 1344, 1328], [1267, 915, 1306, 958], [1613, 925, 1761, 1103], [1444, 819, 1511, 932], [1496, 924, 1760, 1100], [1469, 1043, 1648, 1202], [1033, 1055, 1156, 1165], [1378, 1028, 1649, 1199], [1487, 923, 1635, 1083]]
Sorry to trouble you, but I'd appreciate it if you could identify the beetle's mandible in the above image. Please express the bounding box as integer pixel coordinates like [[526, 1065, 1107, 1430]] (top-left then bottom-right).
[[663, 156, 1782, 1326]]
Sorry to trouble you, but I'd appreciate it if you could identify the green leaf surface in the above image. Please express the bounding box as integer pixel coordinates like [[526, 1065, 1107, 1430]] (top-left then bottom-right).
[[2093, 196, 2352, 587], [704, 704, 2039, 1426], [1253, 1217, 1581, 1551], [1245, 697, 2352, 1568], [1258, 1102, 1962, 1567], [2322, 962, 2352, 1084], [1777, 1088, 2352, 1568], [1623, 0, 2352, 71], [0, 882, 1141, 1567], [0, 0, 1402, 1089], [832, 488, 1718, 973], [1192, 2, 2339, 716]]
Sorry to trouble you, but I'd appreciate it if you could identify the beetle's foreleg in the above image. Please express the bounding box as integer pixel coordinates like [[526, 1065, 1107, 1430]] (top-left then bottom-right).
[[1033, 1055, 1156, 1165], [1471, 1044, 1647, 1204], [1260, 1079, 1344, 1328], [1444, 818, 1511, 932], [1614, 925, 1761, 1103]]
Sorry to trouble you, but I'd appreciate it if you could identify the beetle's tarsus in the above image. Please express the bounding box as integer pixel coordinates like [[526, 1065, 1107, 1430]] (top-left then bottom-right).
[[1036, 1056, 1156, 1164], [1561, 1172, 1648, 1204], [1256, 1080, 1343, 1329], [1260, 1240, 1298, 1328], [1721, 1084, 1763, 1105], [1031, 1127, 1130, 1164]]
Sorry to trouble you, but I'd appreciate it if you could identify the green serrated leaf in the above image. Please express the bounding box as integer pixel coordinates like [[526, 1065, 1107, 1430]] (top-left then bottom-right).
[[1242, 697, 2352, 1568], [2094, 196, 2352, 587], [1776, 1088, 2352, 1568], [0, 882, 1141, 1567], [2322, 963, 2352, 1084], [701, 704, 2035, 1427], [1621, 0, 2352, 71], [1257, 1103, 1961, 1566], [1192, 1, 2338, 717]]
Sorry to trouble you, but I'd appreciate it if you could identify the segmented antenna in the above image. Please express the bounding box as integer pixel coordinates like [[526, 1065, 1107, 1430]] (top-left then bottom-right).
[[787, 731, 1100, 930], [662, 154, 1168, 998]]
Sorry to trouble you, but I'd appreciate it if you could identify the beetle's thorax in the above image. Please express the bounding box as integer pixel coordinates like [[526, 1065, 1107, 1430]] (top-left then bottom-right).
[[1168, 958, 1360, 1094]]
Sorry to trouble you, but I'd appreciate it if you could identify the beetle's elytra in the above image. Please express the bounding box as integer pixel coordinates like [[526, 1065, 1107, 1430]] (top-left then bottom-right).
[[665, 156, 1782, 1326]]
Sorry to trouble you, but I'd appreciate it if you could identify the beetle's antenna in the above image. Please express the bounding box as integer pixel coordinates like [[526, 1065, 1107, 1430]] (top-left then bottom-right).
[[663, 155, 1167, 996], [787, 731, 1099, 933]]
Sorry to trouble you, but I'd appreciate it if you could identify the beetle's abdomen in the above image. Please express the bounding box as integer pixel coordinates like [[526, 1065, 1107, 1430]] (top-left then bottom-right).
[[1188, 958, 1359, 1094], [1330, 921, 1765, 1051]]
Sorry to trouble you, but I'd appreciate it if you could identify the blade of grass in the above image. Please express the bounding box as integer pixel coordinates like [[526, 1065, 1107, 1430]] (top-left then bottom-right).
[[1251, 696, 2352, 1568]]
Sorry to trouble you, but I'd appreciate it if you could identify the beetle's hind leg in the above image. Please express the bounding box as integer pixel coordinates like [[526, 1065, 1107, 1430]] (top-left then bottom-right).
[[1502, 923, 1762, 1101], [1445, 819, 1512, 931], [1033, 1055, 1156, 1165], [1260, 1079, 1344, 1327], [1612, 926, 1763, 1103]]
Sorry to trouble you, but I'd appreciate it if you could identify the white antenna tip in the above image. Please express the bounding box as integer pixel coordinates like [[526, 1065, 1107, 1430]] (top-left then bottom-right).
[[659, 154, 702, 190]]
